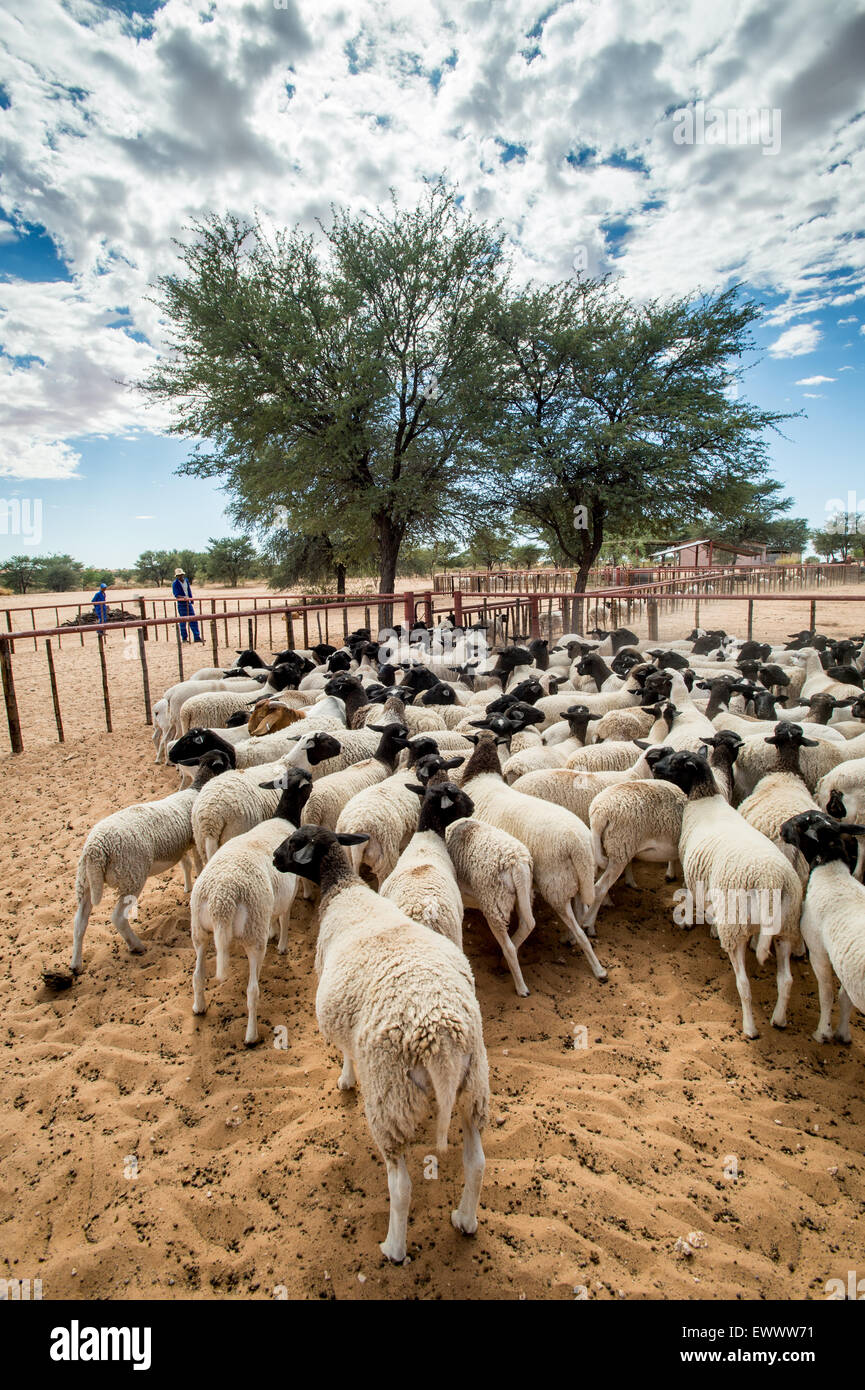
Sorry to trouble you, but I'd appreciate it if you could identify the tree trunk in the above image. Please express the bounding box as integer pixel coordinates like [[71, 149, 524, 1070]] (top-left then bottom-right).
[[335, 563, 346, 595], [377, 515, 402, 630]]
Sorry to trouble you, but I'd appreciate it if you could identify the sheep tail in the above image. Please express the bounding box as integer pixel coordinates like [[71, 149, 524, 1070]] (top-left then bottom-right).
[[591, 825, 607, 871], [214, 921, 233, 982], [755, 928, 777, 966], [76, 850, 105, 909], [513, 862, 535, 934], [427, 1049, 470, 1153]]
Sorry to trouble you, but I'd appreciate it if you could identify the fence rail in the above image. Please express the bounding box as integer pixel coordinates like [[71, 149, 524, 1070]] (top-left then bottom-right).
[[436, 561, 864, 594], [3, 581, 865, 756]]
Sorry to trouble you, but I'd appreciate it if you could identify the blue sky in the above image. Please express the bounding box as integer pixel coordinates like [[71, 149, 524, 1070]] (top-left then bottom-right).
[[1, 0, 864, 565]]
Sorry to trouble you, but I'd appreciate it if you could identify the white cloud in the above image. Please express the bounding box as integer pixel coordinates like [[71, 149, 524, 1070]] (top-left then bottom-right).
[[769, 323, 822, 358], [134, 514, 155, 519], [839, 364, 854, 370], [803, 391, 824, 398], [0, 0, 863, 469], [0, 436, 81, 479], [795, 374, 834, 384], [838, 315, 858, 323]]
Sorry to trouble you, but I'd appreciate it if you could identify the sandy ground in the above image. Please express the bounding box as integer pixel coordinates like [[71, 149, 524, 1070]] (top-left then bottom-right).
[[1, 590, 864, 1301]]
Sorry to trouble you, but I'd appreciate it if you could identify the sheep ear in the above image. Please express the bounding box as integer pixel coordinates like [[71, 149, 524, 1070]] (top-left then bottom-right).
[[258, 780, 279, 789], [841, 824, 865, 834], [634, 739, 649, 749], [468, 719, 491, 728], [406, 783, 426, 796], [292, 842, 316, 864], [336, 833, 370, 846], [440, 794, 454, 808], [801, 737, 819, 747]]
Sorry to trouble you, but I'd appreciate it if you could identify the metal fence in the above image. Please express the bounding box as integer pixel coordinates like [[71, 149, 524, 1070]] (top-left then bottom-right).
[[436, 561, 864, 594], [3, 582, 865, 756]]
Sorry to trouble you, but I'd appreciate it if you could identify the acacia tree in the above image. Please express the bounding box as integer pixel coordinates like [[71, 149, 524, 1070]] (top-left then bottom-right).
[[0, 554, 39, 593], [205, 536, 258, 587], [144, 183, 505, 622], [135, 549, 177, 586], [487, 278, 795, 595]]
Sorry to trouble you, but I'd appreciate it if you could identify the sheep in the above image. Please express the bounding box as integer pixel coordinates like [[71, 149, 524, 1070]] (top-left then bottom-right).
[[190, 731, 342, 860], [733, 721, 845, 801], [175, 690, 267, 744], [458, 733, 607, 978], [565, 741, 643, 773], [336, 741, 465, 885], [301, 724, 410, 831], [71, 750, 232, 974], [380, 782, 474, 948], [651, 750, 803, 1038], [591, 706, 656, 743], [360, 695, 447, 734], [246, 701, 308, 737], [169, 719, 378, 775], [793, 648, 863, 701], [272, 826, 489, 1265], [163, 674, 263, 741], [813, 757, 865, 878], [190, 768, 313, 1045], [444, 813, 535, 998], [510, 746, 665, 824], [583, 779, 688, 932], [779, 812, 865, 1042], [533, 665, 650, 730], [737, 773, 819, 887], [501, 707, 599, 783]]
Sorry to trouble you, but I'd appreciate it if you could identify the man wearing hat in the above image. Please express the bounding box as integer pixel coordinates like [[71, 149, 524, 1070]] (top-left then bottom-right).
[[91, 582, 109, 624], [172, 567, 202, 642]]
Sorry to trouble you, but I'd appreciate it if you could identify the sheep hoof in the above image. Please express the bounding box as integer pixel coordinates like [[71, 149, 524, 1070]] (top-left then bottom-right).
[[451, 1210, 478, 1236], [744, 1029, 760, 1040], [771, 1019, 786, 1030], [379, 1243, 410, 1265], [812, 1029, 832, 1043], [833, 1032, 852, 1046], [244, 1035, 262, 1048], [594, 971, 609, 984], [192, 1005, 207, 1017], [515, 985, 530, 998], [129, 943, 146, 956]]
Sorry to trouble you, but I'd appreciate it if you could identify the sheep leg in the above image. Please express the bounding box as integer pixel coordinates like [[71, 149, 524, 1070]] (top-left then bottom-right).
[[559, 900, 608, 981], [190, 846, 203, 875], [192, 941, 208, 1016], [770, 939, 794, 1030], [802, 925, 836, 1042], [665, 858, 678, 882], [855, 841, 865, 883], [486, 919, 530, 997], [180, 853, 196, 893], [276, 911, 292, 955], [338, 1053, 357, 1090], [451, 1120, 485, 1237], [379, 1155, 412, 1265], [583, 860, 626, 934], [835, 987, 854, 1044], [70, 887, 92, 974], [729, 940, 758, 1039], [243, 943, 266, 1047], [112, 895, 145, 954], [623, 863, 638, 889]]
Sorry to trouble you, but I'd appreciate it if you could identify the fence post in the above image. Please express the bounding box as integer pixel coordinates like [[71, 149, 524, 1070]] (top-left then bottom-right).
[[44, 639, 64, 743], [248, 618, 254, 652], [747, 599, 754, 641], [137, 627, 152, 725], [403, 591, 415, 631], [138, 597, 148, 639], [301, 598, 309, 650], [342, 601, 349, 640], [529, 595, 540, 640], [694, 597, 700, 630], [810, 598, 817, 631], [453, 591, 463, 627], [175, 623, 184, 681], [0, 635, 23, 754], [211, 609, 219, 665], [96, 630, 113, 733], [423, 590, 433, 626], [647, 599, 659, 642]]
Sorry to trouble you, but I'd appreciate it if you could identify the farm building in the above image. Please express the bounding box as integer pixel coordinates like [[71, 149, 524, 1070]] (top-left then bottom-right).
[[649, 538, 768, 567]]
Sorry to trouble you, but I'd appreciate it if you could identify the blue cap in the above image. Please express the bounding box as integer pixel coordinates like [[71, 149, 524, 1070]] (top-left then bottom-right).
[[99, 582, 107, 589]]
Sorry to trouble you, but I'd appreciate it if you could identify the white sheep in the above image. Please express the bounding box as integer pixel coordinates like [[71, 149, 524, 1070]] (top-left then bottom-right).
[[584, 779, 687, 932], [71, 751, 232, 974], [738, 773, 820, 886], [652, 750, 803, 1038], [445, 815, 536, 997], [459, 733, 607, 979], [779, 811, 865, 1042], [272, 826, 489, 1266], [733, 722, 844, 800], [380, 782, 473, 948], [190, 769, 312, 1046], [300, 724, 410, 831]]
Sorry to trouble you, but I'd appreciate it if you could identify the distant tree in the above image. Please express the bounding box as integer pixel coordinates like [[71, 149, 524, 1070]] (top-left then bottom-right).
[[464, 523, 516, 570], [205, 536, 258, 587], [0, 554, 40, 593], [34, 553, 85, 591], [262, 531, 360, 594], [174, 549, 208, 583], [135, 549, 178, 586], [811, 511, 865, 561], [509, 542, 545, 569]]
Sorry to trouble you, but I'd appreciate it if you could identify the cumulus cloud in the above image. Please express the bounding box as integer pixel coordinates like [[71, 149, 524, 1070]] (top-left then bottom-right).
[[795, 374, 835, 384], [0, 0, 863, 476], [769, 323, 822, 357]]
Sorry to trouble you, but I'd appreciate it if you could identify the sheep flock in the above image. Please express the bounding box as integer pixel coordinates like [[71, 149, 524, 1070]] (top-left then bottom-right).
[[66, 616, 865, 1275]]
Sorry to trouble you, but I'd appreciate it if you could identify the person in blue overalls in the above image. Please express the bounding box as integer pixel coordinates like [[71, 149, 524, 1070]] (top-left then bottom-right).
[[92, 582, 108, 624], [172, 567, 202, 642]]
